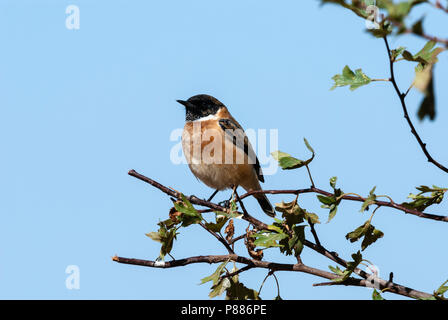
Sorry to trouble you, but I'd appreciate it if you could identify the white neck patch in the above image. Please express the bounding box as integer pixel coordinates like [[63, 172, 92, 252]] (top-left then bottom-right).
[[193, 114, 218, 122]]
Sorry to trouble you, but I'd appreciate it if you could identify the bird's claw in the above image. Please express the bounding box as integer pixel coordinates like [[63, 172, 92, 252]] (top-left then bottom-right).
[[218, 200, 231, 208]]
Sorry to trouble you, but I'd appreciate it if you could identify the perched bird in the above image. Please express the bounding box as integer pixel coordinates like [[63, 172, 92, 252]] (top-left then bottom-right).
[[177, 94, 275, 217]]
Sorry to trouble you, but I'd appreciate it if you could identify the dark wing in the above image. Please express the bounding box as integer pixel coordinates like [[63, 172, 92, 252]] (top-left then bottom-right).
[[218, 118, 264, 183]]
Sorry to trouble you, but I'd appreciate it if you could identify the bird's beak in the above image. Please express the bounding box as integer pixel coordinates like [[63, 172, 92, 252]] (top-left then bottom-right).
[[176, 100, 192, 108]]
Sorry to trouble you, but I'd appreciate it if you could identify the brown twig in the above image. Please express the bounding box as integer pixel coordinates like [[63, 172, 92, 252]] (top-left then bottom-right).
[[383, 36, 448, 174], [199, 222, 234, 254], [430, 0, 448, 13], [228, 234, 246, 245], [404, 27, 448, 48], [308, 218, 322, 247], [223, 264, 255, 279], [305, 164, 316, 188], [240, 187, 448, 223], [233, 187, 249, 218]]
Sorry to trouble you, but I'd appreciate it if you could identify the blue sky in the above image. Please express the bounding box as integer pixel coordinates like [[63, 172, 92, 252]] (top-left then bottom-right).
[[0, 0, 447, 299]]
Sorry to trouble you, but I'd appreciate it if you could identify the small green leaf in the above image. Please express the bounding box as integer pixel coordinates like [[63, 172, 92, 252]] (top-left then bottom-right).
[[146, 223, 179, 259], [271, 151, 304, 169], [270, 151, 290, 160], [361, 226, 384, 251], [271, 140, 314, 171], [275, 201, 319, 226], [271, 151, 313, 170], [372, 289, 385, 300], [329, 176, 337, 189], [267, 224, 284, 233], [328, 204, 338, 223], [317, 189, 340, 223], [317, 195, 334, 206], [280, 225, 305, 257], [391, 46, 406, 61], [252, 232, 288, 248], [304, 137, 315, 154], [401, 41, 444, 70], [331, 65, 372, 91], [329, 265, 344, 277], [415, 41, 437, 63], [360, 186, 377, 212], [174, 194, 203, 227], [332, 251, 363, 283], [402, 185, 447, 211], [434, 279, 448, 299], [145, 232, 161, 242], [205, 214, 228, 232], [345, 223, 368, 242], [201, 260, 229, 285], [345, 220, 384, 251], [305, 211, 320, 225], [402, 50, 415, 61]]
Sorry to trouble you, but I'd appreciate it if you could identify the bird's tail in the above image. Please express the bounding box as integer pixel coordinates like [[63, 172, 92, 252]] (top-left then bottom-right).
[[254, 193, 275, 217]]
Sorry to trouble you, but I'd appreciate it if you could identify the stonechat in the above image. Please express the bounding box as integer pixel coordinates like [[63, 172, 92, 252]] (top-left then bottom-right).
[[177, 94, 275, 217]]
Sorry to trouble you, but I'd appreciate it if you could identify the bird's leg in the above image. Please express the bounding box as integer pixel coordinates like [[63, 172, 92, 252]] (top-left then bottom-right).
[[207, 189, 220, 202], [218, 185, 238, 208], [189, 190, 219, 203], [231, 185, 238, 201]]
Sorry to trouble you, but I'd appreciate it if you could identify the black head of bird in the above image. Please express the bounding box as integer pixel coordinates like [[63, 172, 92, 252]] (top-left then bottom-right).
[[177, 94, 225, 122]]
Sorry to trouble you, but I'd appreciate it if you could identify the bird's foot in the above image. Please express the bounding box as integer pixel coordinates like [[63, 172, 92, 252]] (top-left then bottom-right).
[[218, 200, 231, 208]]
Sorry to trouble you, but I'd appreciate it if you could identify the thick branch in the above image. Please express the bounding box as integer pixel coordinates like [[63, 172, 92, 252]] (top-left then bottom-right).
[[112, 254, 433, 300]]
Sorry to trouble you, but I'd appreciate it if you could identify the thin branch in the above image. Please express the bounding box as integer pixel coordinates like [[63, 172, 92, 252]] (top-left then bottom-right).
[[199, 222, 234, 254], [382, 13, 448, 48], [233, 187, 249, 218], [271, 272, 281, 298], [240, 187, 448, 222], [223, 264, 255, 279], [404, 83, 414, 98], [382, 36, 448, 174], [228, 234, 246, 245], [112, 254, 433, 300], [428, 0, 448, 13], [258, 271, 273, 296], [404, 28, 448, 48], [308, 218, 321, 247], [303, 239, 370, 281], [305, 164, 315, 188], [371, 78, 391, 82]]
